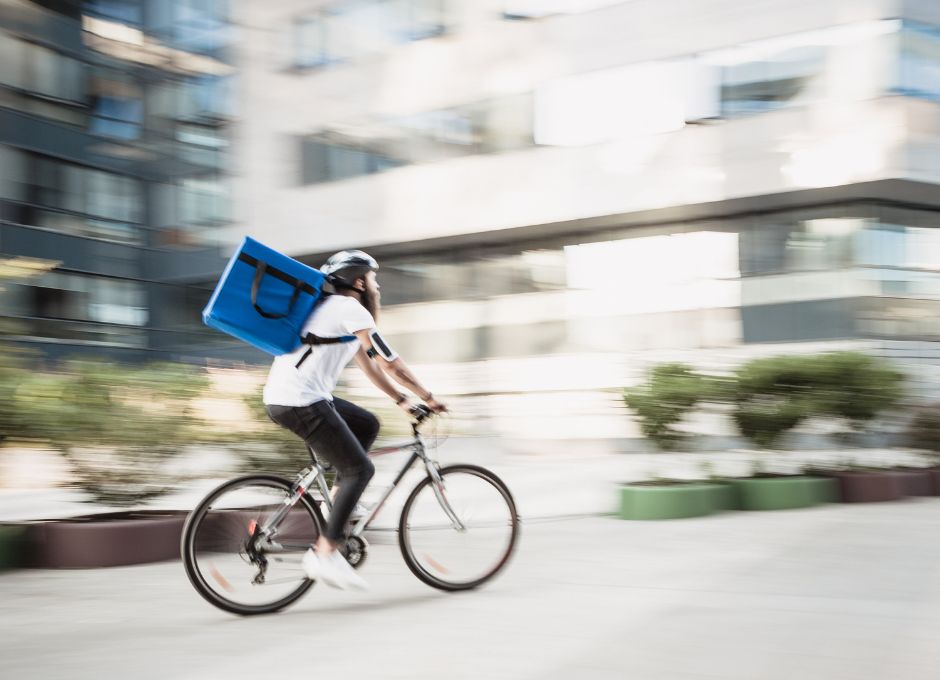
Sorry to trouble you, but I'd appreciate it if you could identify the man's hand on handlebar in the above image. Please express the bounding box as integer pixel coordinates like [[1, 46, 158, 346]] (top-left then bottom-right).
[[396, 394, 448, 418], [426, 396, 448, 414]]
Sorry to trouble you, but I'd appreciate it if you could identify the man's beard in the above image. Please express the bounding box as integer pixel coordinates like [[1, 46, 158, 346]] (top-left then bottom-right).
[[360, 288, 380, 321]]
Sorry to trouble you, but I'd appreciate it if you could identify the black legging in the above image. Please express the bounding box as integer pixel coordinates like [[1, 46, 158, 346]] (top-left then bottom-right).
[[265, 397, 378, 542]]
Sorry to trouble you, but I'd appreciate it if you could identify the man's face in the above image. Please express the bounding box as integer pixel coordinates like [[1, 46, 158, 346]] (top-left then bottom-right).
[[365, 271, 381, 304], [358, 270, 381, 319]]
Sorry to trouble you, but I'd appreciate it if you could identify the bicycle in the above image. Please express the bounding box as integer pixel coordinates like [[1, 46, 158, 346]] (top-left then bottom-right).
[[181, 406, 520, 615]]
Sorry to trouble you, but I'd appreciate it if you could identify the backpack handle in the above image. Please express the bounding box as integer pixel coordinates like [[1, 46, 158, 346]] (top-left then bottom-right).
[[251, 262, 302, 319]]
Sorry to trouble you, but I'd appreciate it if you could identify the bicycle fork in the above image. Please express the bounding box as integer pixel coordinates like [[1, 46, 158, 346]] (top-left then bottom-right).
[[425, 458, 467, 533]]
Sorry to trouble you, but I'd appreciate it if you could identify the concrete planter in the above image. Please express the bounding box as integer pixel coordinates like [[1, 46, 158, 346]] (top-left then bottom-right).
[[731, 476, 837, 511], [0, 525, 28, 570], [27, 511, 187, 568], [831, 471, 903, 503], [619, 484, 715, 520], [705, 482, 740, 511], [889, 469, 933, 497], [928, 469, 940, 495]]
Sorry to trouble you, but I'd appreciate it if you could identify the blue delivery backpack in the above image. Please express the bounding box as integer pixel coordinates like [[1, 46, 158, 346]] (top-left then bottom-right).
[[202, 237, 354, 361]]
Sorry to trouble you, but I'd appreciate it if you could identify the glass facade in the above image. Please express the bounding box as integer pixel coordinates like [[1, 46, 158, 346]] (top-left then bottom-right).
[[1, 149, 145, 244], [0, 0, 234, 354], [366, 206, 940, 366]]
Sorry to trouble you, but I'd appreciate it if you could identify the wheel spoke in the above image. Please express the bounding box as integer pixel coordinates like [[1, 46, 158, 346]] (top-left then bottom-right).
[[399, 465, 518, 591], [182, 476, 322, 615]]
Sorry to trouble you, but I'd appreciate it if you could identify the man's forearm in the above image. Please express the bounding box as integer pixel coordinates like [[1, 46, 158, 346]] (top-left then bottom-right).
[[360, 356, 409, 402], [386, 360, 432, 400]]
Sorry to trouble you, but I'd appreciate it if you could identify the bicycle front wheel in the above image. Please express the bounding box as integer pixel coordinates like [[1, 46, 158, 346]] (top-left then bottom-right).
[[181, 475, 322, 616], [399, 464, 519, 591]]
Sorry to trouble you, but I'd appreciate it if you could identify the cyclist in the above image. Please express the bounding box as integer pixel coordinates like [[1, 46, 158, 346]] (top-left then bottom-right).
[[263, 250, 447, 591]]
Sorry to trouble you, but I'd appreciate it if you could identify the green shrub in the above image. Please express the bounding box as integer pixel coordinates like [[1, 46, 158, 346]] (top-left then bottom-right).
[[624, 363, 716, 450], [731, 356, 817, 448], [15, 359, 210, 505], [234, 386, 316, 477], [731, 352, 905, 448], [807, 352, 904, 429], [906, 405, 940, 453], [0, 343, 40, 443]]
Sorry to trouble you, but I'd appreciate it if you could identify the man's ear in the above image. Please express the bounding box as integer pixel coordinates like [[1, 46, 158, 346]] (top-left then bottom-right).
[[353, 276, 366, 291]]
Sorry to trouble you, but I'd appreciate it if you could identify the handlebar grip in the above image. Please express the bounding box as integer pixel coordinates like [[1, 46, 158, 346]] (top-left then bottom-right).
[[409, 404, 433, 422]]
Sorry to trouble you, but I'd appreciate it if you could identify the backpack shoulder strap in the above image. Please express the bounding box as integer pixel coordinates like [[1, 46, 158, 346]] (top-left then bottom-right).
[[293, 294, 357, 369]]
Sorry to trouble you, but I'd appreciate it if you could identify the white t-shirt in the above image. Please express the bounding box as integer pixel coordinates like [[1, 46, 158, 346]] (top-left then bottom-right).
[[262, 295, 375, 407]]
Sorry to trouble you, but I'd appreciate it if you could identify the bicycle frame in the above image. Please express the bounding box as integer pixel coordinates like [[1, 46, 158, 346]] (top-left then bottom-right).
[[258, 420, 465, 544]]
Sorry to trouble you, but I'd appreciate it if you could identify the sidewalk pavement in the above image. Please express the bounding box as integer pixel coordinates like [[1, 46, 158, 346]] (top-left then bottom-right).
[[2, 502, 940, 680]]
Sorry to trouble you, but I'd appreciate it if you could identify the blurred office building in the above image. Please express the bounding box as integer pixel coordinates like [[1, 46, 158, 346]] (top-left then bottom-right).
[[4, 1, 940, 443], [224, 0, 940, 442], [0, 0, 235, 360]]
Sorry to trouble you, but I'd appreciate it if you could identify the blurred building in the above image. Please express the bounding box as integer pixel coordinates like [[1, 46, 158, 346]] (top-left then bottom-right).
[[5, 1, 940, 444], [217, 0, 940, 443], [0, 0, 234, 360]]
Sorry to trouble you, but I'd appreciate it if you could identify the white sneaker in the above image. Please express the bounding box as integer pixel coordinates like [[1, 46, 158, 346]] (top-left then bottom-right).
[[302, 548, 369, 591], [349, 501, 372, 522]]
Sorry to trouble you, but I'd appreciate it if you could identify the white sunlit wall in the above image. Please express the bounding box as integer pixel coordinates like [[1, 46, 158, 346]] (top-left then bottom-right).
[[226, 1, 940, 447], [229, 10, 940, 256]]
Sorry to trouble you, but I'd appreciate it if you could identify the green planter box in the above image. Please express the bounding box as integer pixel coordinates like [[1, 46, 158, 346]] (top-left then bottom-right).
[[705, 482, 740, 511], [619, 484, 715, 520], [731, 476, 837, 511]]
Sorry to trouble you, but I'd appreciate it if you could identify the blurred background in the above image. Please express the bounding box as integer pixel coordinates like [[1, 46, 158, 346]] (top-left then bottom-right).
[[2, 0, 940, 464]]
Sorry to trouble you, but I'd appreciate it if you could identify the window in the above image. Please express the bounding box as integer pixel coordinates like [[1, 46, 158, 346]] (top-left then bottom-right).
[[179, 176, 230, 225], [0, 146, 27, 202], [176, 124, 228, 169], [740, 216, 861, 275], [379, 249, 567, 306], [147, 0, 231, 56], [395, 94, 534, 159], [719, 45, 826, 116], [896, 21, 940, 102], [291, 0, 447, 69], [857, 224, 940, 270], [89, 71, 144, 140], [85, 0, 143, 25], [708, 20, 898, 117], [298, 93, 533, 184], [0, 37, 86, 103], [18, 155, 144, 243], [30, 272, 147, 327], [300, 136, 402, 184], [177, 75, 235, 121]]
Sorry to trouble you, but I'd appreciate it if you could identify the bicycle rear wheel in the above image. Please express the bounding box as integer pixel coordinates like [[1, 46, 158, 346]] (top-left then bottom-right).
[[398, 464, 519, 591], [181, 475, 322, 615]]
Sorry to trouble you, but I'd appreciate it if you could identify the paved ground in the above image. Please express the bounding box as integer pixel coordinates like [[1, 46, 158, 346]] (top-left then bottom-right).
[[3, 499, 940, 680]]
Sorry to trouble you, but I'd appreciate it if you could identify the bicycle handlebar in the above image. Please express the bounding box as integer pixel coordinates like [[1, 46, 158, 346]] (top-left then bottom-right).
[[409, 404, 433, 423]]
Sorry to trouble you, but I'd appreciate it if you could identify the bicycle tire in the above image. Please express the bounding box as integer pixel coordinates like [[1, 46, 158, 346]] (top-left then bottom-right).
[[181, 474, 322, 616], [398, 464, 519, 591]]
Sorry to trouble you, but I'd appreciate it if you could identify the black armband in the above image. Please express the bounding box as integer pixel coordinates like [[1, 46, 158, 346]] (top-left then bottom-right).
[[368, 330, 398, 361]]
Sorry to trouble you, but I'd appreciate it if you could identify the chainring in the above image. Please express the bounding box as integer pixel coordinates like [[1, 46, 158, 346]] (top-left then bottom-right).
[[341, 535, 369, 570]]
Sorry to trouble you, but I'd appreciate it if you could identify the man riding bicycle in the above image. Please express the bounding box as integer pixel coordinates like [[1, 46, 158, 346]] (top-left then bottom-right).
[[263, 250, 447, 591]]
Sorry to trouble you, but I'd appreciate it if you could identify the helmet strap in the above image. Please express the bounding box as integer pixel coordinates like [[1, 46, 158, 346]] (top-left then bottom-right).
[[328, 274, 364, 295]]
